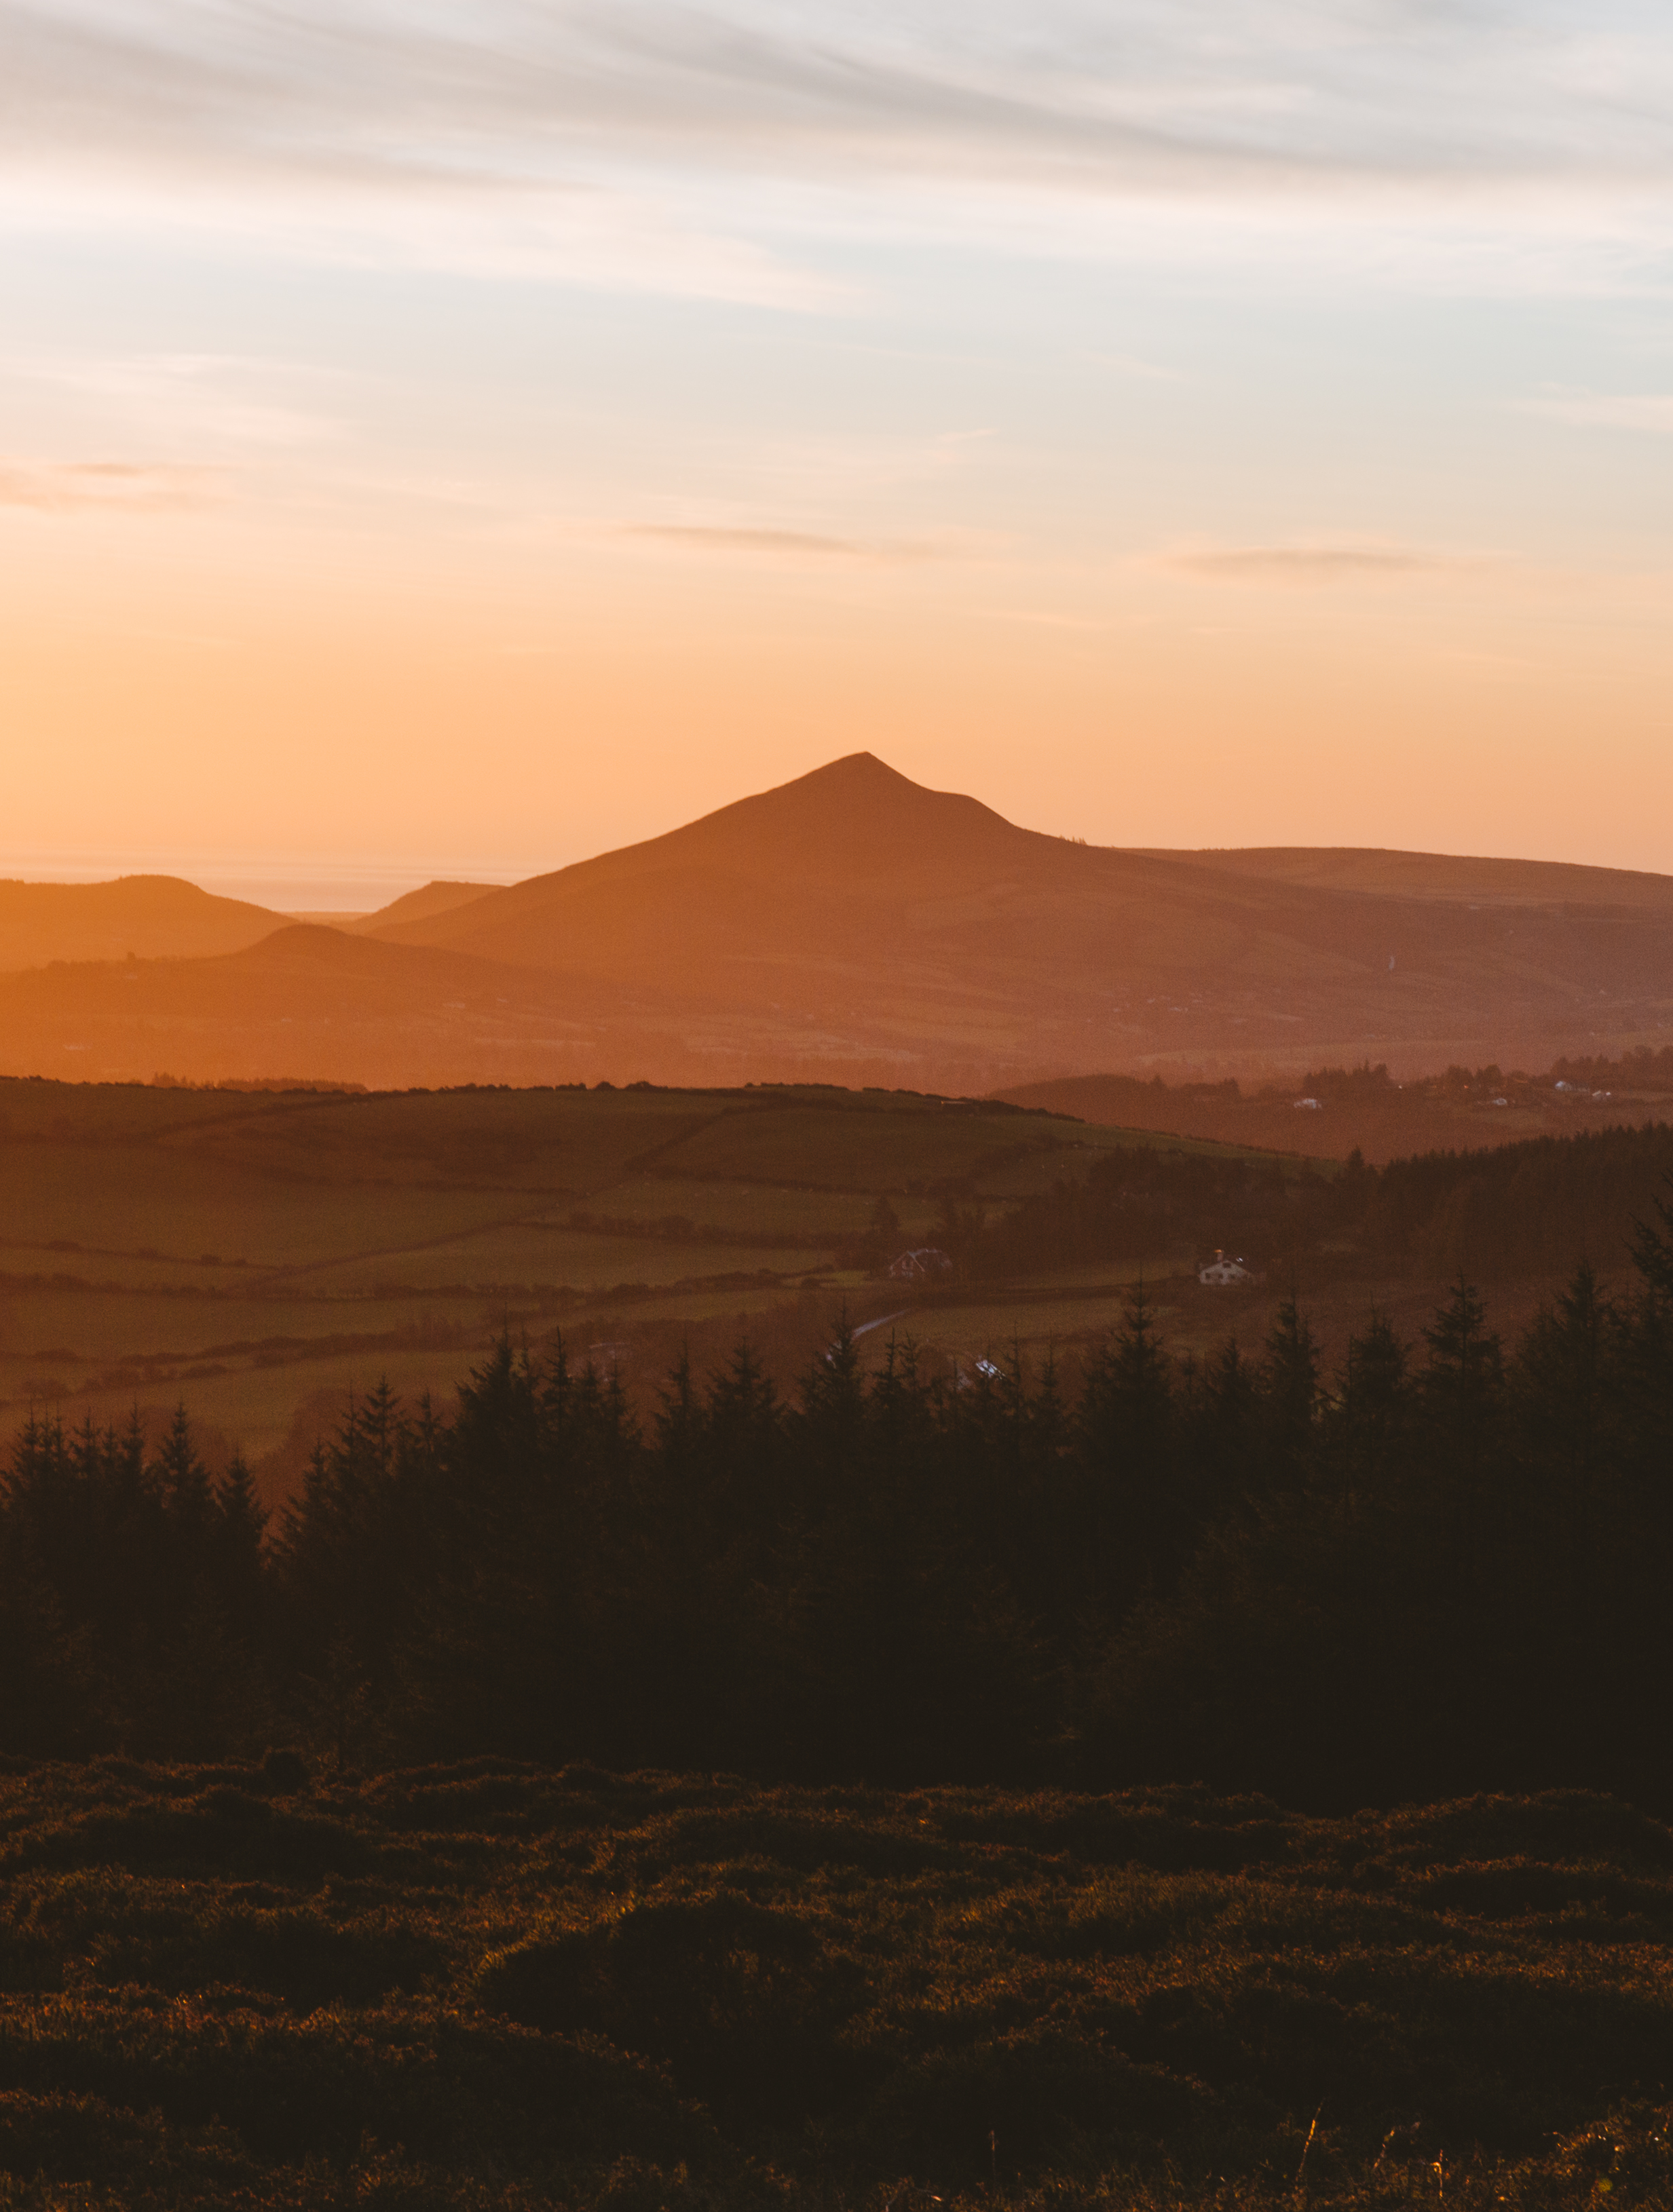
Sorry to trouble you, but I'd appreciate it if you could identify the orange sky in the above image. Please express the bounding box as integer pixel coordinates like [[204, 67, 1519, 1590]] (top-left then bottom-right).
[[5, 3, 1673, 895]]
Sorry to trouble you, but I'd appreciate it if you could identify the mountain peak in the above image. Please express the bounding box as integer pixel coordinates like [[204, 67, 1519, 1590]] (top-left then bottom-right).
[[796, 750, 907, 785], [723, 750, 934, 814], [679, 752, 1022, 876]]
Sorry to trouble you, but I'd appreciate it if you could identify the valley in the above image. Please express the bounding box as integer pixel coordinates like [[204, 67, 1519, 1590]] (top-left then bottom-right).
[[5, 1071, 1668, 1516], [0, 1078, 1215, 1493]]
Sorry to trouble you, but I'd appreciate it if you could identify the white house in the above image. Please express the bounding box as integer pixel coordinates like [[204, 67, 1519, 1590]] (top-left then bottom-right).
[[888, 1246, 954, 1282], [1199, 1249, 1254, 1286]]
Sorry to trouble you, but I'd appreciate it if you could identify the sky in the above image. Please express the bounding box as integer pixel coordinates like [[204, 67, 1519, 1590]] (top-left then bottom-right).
[[4, 0, 1673, 903]]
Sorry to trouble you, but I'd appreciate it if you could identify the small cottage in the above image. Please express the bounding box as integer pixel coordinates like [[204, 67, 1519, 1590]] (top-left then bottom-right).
[[1198, 1249, 1254, 1286], [888, 1247, 954, 1282]]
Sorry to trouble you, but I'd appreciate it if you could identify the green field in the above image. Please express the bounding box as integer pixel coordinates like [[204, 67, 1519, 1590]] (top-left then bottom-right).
[[2, 1078, 1289, 1487]]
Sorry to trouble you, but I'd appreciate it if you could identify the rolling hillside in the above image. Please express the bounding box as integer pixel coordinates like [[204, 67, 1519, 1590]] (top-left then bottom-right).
[[0, 1075, 1223, 1479], [0, 875, 283, 974], [5, 1071, 1666, 1502], [5, 755, 1673, 1089], [996, 1061, 1673, 1164]]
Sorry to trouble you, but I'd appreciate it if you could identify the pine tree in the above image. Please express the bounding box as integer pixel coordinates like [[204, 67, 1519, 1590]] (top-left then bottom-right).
[[214, 1451, 269, 1614], [0, 1516, 93, 1755], [1262, 1294, 1320, 1470], [1328, 1312, 1410, 1504], [1076, 1284, 1180, 1615]]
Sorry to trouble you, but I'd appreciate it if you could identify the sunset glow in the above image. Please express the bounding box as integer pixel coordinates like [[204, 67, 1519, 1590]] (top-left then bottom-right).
[[5, 2, 1673, 885]]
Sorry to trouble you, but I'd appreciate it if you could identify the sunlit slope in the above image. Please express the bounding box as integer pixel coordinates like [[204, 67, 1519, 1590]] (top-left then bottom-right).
[[0, 875, 282, 974]]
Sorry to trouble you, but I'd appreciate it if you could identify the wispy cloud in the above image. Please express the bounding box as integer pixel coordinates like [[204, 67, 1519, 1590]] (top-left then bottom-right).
[[0, 461, 221, 512], [3, 3, 1672, 301], [622, 523, 942, 560], [1161, 540, 1471, 582]]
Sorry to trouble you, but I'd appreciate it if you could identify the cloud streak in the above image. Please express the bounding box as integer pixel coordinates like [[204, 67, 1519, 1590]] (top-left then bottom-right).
[[0, 461, 221, 512], [6, 3, 1673, 240], [622, 523, 942, 560], [1161, 541, 1472, 583]]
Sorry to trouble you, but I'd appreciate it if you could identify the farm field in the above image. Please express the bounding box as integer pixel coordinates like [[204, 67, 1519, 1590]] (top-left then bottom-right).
[[7, 1071, 1655, 1513], [2, 1078, 1296, 1493], [1000, 1057, 1673, 1164], [0, 1757, 1667, 2211]]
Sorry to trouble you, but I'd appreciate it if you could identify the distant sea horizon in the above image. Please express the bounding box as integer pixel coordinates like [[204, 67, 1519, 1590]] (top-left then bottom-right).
[[0, 852, 531, 917]]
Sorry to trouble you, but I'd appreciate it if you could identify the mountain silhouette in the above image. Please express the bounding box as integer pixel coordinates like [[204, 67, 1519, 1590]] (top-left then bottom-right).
[[5, 755, 1673, 1089], [0, 875, 282, 974], [346, 880, 498, 934], [364, 753, 1026, 989]]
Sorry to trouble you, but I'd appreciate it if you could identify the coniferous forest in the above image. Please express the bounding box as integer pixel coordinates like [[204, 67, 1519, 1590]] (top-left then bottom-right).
[[10, 1181, 1673, 1806]]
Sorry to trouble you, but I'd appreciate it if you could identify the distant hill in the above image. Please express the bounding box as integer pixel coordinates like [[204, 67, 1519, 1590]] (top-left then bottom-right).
[[347, 880, 499, 934], [6, 755, 1673, 1090], [0, 924, 650, 1089], [1131, 843, 1673, 911], [0, 876, 282, 974], [994, 1065, 1673, 1166]]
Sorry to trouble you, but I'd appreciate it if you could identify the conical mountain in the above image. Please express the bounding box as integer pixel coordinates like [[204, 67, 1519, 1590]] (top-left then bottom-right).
[[5, 754, 1673, 1090], [360, 750, 1673, 1077], [366, 752, 1041, 983]]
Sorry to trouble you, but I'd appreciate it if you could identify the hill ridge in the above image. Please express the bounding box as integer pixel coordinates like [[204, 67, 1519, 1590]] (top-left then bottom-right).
[[6, 755, 1673, 1088], [0, 875, 284, 976]]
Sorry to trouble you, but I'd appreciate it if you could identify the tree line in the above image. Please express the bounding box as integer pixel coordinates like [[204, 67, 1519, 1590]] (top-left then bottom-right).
[[6, 1186, 1673, 1808], [956, 1118, 1673, 1285]]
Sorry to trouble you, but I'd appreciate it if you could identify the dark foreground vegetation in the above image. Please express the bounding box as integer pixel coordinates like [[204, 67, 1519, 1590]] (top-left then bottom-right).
[[1, 1757, 1673, 2209], [7, 1185, 1673, 2200]]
